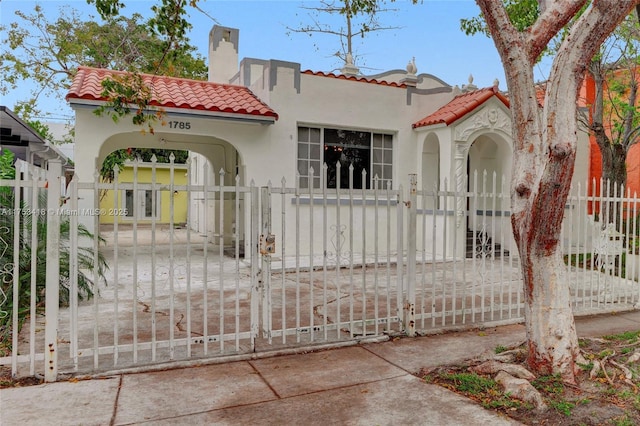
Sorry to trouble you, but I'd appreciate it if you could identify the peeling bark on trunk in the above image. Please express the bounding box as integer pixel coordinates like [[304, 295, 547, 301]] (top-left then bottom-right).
[[476, 0, 640, 384]]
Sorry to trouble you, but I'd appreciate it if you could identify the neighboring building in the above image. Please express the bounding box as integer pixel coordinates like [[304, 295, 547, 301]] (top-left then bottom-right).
[[582, 69, 640, 195], [0, 106, 73, 180], [0, 106, 72, 170], [99, 161, 188, 225], [46, 121, 75, 162], [66, 25, 591, 258]]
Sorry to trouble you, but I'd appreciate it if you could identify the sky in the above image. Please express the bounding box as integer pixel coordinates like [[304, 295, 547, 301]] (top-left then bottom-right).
[[0, 0, 553, 122]]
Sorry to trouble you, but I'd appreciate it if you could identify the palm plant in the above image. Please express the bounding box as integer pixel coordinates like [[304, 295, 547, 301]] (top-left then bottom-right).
[[0, 149, 108, 350]]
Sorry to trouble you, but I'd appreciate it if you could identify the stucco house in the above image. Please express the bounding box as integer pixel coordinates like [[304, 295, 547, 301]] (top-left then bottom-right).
[[66, 25, 591, 259], [99, 161, 188, 225]]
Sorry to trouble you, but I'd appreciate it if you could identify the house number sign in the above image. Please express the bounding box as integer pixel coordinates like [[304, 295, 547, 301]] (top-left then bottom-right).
[[168, 121, 191, 130]]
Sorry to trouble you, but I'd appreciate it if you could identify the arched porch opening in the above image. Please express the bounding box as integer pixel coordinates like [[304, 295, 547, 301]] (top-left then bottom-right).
[[421, 132, 440, 209], [465, 132, 513, 257], [96, 131, 245, 252]]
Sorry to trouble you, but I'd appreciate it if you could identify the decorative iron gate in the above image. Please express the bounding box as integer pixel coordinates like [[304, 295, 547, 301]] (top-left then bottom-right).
[[3, 160, 640, 382]]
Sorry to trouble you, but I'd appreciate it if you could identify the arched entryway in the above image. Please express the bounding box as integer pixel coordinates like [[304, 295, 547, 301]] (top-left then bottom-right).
[[96, 131, 245, 251], [465, 131, 512, 258], [421, 132, 440, 209]]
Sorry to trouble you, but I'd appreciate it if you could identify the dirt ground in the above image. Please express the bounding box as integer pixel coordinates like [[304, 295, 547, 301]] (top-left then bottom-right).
[[420, 332, 640, 426]]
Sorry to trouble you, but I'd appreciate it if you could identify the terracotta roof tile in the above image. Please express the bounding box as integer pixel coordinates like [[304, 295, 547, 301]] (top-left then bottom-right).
[[302, 70, 406, 88], [66, 66, 278, 120], [413, 86, 510, 128], [535, 82, 547, 106]]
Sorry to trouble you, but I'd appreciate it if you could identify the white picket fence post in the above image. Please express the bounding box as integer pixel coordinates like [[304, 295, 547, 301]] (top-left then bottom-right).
[[404, 174, 417, 337], [44, 159, 62, 382]]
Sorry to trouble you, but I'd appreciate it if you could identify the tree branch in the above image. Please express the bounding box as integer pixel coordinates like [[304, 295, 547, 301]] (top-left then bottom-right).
[[475, 1, 538, 147], [546, 0, 640, 137], [622, 79, 638, 144], [526, 0, 587, 62]]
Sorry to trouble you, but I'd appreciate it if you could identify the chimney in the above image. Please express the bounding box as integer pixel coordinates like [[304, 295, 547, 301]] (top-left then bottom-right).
[[209, 26, 239, 84]]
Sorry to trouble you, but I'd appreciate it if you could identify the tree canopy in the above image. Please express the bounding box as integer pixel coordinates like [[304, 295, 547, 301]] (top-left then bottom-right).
[[460, 1, 640, 194], [0, 4, 206, 122], [1, 3, 205, 176]]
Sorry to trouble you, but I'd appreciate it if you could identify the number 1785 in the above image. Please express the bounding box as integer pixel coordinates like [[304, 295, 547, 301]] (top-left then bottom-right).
[[169, 121, 191, 129]]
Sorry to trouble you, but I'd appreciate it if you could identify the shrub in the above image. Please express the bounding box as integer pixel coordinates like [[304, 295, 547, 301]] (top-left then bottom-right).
[[0, 149, 107, 350]]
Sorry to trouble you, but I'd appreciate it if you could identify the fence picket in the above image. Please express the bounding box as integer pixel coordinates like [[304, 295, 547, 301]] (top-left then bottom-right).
[[5, 170, 640, 381]]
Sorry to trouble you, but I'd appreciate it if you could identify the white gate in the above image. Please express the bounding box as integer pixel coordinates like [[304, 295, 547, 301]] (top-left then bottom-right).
[[257, 167, 407, 348], [3, 161, 640, 381]]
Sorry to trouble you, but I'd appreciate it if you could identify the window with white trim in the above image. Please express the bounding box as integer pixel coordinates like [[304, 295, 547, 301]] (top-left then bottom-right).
[[297, 126, 393, 189], [122, 189, 161, 220]]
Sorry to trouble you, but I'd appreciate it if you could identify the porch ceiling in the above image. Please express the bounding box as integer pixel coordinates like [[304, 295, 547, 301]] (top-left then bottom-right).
[[0, 106, 72, 168], [0, 106, 44, 147]]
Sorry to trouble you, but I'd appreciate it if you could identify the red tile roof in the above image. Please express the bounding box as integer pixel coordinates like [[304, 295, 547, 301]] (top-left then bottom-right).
[[302, 70, 407, 88], [413, 86, 510, 128], [535, 82, 547, 106], [66, 66, 278, 121], [537, 79, 593, 109]]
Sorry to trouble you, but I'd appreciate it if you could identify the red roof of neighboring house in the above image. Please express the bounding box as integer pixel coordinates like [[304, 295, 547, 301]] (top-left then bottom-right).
[[413, 86, 510, 128], [535, 82, 547, 106], [302, 70, 407, 88], [66, 66, 278, 120]]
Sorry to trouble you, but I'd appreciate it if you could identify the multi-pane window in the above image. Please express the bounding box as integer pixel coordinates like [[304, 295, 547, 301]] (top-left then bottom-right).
[[123, 189, 160, 220], [372, 133, 393, 188], [297, 126, 393, 189], [297, 127, 322, 189]]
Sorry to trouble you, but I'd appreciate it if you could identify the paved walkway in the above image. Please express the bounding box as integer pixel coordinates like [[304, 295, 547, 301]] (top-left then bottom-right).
[[2, 311, 639, 425]]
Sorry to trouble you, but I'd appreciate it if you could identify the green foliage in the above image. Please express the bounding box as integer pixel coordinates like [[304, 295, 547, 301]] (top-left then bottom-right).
[[0, 150, 16, 180], [532, 374, 565, 395], [441, 372, 497, 394], [95, 72, 157, 130], [462, 4, 639, 191], [100, 149, 132, 183], [603, 330, 640, 343], [87, 0, 206, 129], [494, 344, 508, 354], [100, 148, 188, 183], [548, 400, 575, 416], [611, 415, 637, 426], [482, 396, 526, 410], [577, 361, 595, 371], [87, 0, 125, 20], [460, 0, 539, 36], [2, 2, 205, 182], [25, 120, 54, 143], [0, 150, 108, 348], [0, 4, 206, 122], [599, 348, 615, 359]]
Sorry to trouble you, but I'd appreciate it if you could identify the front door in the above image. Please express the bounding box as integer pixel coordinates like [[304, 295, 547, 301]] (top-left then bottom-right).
[[124, 188, 160, 220]]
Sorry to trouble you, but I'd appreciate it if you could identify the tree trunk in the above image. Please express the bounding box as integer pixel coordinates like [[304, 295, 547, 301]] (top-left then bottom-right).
[[523, 252, 580, 380], [590, 61, 629, 192], [476, 0, 640, 384], [599, 142, 628, 189]]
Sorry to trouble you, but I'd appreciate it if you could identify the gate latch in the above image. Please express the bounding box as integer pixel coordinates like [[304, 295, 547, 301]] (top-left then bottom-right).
[[260, 233, 276, 255]]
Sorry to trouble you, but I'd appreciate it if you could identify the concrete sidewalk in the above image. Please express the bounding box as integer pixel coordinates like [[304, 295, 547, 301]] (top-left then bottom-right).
[[2, 311, 639, 426]]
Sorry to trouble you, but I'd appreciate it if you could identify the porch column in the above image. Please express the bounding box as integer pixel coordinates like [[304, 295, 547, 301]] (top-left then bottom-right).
[[454, 141, 469, 228]]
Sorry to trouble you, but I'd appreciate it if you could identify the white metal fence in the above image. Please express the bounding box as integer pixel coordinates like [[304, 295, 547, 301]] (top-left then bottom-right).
[[2, 160, 639, 381]]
